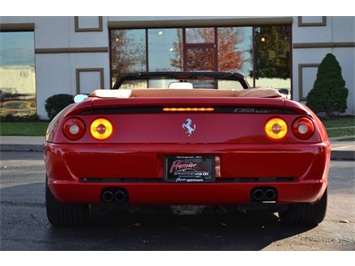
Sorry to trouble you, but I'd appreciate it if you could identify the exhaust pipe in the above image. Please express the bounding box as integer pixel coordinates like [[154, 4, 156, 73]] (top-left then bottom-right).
[[114, 190, 127, 202], [102, 191, 114, 202], [251, 189, 265, 201], [101, 187, 128, 203], [264, 188, 277, 201], [250, 187, 277, 202]]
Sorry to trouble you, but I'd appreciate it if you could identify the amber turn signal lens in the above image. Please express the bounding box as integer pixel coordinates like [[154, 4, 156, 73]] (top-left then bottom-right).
[[265, 118, 288, 140], [90, 118, 113, 140]]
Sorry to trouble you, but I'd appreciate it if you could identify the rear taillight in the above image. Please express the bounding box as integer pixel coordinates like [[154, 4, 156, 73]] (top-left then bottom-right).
[[63, 118, 86, 140], [264, 117, 288, 140], [292, 117, 315, 140], [90, 118, 113, 140]]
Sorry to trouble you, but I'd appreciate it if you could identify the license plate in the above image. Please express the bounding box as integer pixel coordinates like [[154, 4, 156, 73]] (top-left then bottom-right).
[[164, 155, 215, 183]]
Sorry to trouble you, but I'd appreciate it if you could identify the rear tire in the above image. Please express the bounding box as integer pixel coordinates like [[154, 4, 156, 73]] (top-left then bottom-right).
[[46, 179, 90, 227], [279, 188, 327, 226]]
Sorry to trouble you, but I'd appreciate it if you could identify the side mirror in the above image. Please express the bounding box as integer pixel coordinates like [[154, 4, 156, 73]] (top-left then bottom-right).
[[73, 94, 89, 103]]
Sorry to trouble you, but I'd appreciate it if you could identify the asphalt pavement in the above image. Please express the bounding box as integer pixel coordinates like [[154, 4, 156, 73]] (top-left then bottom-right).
[[0, 135, 354, 161]]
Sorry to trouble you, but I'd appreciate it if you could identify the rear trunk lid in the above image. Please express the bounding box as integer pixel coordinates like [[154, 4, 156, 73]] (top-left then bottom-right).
[[80, 96, 313, 144]]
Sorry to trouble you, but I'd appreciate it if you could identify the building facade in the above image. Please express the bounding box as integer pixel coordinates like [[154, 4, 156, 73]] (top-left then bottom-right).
[[1, 16, 354, 119]]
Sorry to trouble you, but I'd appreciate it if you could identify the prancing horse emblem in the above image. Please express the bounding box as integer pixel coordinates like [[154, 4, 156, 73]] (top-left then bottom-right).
[[182, 118, 196, 137]]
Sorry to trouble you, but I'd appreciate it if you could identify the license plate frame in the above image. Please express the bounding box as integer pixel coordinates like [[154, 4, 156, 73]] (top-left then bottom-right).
[[164, 155, 215, 183]]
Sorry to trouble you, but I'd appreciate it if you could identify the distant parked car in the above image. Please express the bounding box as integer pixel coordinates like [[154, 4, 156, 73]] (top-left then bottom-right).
[[0, 100, 34, 117], [278, 88, 291, 99]]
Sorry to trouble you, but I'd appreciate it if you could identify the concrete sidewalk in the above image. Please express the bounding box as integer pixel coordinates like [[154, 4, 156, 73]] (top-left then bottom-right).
[[0, 135, 354, 161], [0, 136, 45, 152]]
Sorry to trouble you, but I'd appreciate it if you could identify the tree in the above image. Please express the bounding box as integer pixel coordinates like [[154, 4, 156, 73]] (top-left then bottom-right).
[[170, 28, 247, 72], [217, 27, 245, 71], [252, 26, 291, 79], [306, 53, 348, 115], [110, 30, 146, 81], [170, 30, 184, 70]]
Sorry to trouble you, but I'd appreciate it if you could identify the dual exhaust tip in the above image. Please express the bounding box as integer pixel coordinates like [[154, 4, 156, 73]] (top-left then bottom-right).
[[101, 187, 128, 203], [250, 187, 277, 202]]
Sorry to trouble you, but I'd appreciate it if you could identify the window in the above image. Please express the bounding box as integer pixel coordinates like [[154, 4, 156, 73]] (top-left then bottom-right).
[[110, 25, 291, 94], [148, 28, 183, 71], [110, 29, 146, 84], [252, 25, 291, 95], [0, 32, 36, 117], [217, 27, 253, 78]]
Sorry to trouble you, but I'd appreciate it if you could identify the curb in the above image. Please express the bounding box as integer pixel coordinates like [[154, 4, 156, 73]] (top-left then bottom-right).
[[0, 144, 43, 152], [330, 150, 355, 161]]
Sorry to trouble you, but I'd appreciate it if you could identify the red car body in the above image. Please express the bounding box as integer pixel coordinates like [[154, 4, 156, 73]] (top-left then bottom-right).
[[44, 72, 330, 226]]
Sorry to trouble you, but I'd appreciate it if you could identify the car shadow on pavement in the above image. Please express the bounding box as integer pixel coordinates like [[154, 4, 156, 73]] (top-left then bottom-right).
[[45, 208, 315, 251]]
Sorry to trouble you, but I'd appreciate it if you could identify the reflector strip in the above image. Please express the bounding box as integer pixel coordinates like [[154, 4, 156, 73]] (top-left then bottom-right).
[[163, 107, 215, 112]]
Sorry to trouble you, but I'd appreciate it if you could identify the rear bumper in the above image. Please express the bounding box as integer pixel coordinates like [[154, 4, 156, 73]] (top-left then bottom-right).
[[44, 142, 330, 205], [47, 181, 327, 205]]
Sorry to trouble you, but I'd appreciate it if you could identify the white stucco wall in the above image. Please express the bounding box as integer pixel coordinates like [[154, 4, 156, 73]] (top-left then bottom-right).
[[32, 16, 110, 118], [34, 16, 109, 48]]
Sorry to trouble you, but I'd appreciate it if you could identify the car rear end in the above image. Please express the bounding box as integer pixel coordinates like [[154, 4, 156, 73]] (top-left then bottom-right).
[[44, 93, 330, 226]]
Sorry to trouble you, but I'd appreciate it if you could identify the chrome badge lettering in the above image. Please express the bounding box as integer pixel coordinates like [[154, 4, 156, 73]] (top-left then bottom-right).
[[182, 118, 196, 137]]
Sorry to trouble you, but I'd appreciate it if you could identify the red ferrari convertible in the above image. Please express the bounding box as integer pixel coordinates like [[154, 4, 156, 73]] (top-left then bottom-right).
[[44, 72, 330, 226]]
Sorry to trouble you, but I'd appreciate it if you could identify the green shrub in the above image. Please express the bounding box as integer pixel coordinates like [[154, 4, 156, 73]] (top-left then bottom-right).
[[45, 94, 74, 120], [0, 113, 40, 122], [306, 53, 349, 115]]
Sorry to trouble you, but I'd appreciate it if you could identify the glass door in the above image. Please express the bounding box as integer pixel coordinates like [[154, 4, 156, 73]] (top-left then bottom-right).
[[184, 28, 217, 71]]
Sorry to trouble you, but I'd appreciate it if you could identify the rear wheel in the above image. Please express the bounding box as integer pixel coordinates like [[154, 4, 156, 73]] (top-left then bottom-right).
[[279, 188, 327, 226], [46, 179, 90, 226]]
